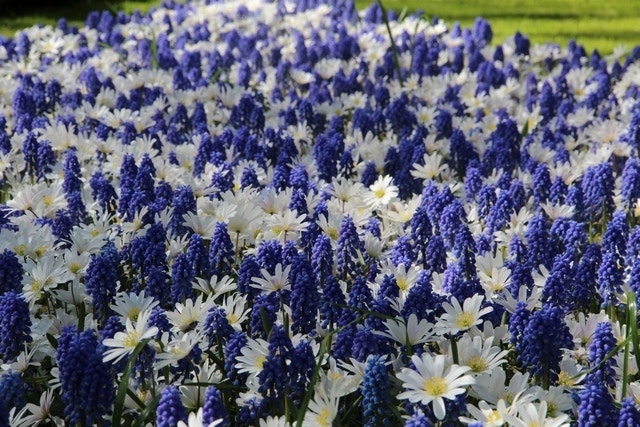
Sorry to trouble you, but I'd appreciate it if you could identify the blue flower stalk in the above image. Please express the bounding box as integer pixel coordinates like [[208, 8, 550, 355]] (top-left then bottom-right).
[[585, 322, 618, 388], [578, 382, 618, 427], [0, 249, 23, 295], [209, 221, 235, 277], [85, 253, 118, 326], [258, 325, 293, 413], [0, 371, 27, 425], [336, 215, 365, 281], [516, 303, 573, 387], [57, 327, 114, 426], [0, 291, 32, 361], [156, 386, 188, 427], [362, 355, 394, 427], [618, 397, 640, 426], [202, 386, 230, 427]]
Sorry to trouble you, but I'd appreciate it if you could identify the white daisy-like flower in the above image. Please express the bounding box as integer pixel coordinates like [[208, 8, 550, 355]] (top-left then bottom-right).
[[438, 294, 493, 335], [177, 408, 223, 427], [235, 337, 270, 380], [504, 401, 569, 427], [411, 152, 448, 180], [102, 308, 159, 363], [259, 415, 292, 427], [461, 399, 513, 426], [22, 255, 73, 307], [266, 209, 309, 242], [478, 266, 512, 299], [250, 264, 292, 295], [155, 331, 201, 370], [471, 370, 535, 406], [532, 386, 575, 417], [301, 384, 340, 427], [396, 353, 475, 420], [456, 334, 509, 375], [373, 314, 434, 347], [10, 389, 63, 427], [363, 175, 398, 210], [220, 293, 250, 330], [110, 290, 159, 323], [193, 275, 237, 299], [165, 295, 216, 333]]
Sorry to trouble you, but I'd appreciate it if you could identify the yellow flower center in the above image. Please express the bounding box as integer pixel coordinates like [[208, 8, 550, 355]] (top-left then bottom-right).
[[397, 278, 408, 292], [502, 392, 515, 404], [127, 307, 141, 322], [227, 313, 239, 324], [122, 331, 141, 349], [557, 370, 574, 387], [454, 311, 474, 329], [256, 355, 266, 369], [466, 355, 488, 373], [316, 407, 333, 427], [327, 227, 338, 240], [35, 246, 48, 257], [423, 376, 447, 396], [29, 279, 42, 293], [374, 188, 386, 198], [69, 262, 83, 274], [486, 410, 501, 423], [13, 244, 28, 256]]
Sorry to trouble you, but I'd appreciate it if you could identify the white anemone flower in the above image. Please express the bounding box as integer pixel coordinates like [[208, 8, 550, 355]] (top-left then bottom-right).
[[456, 334, 509, 375], [461, 399, 513, 426], [438, 294, 493, 335], [235, 337, 270, 380], [110, 290, 159, 322], [155, 331, 201, 370], [259, 415, 292, 427], [411, 152, 448, 180], [177, 408, 223, 427], [504, 401, 570, 427], [396, 353, 475, 420], [301, 384, 340, 427], [102, 308, 158, 363], [10, 389, 63, 427], [363, 175, 398, 210], [250, 264, 292, 294], [373, 314, 434, 347]]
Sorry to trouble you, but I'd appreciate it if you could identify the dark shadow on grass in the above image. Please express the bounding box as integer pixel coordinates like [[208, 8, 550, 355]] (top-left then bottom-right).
[[2, 0, 120, 17], [0, 0, 157, 37]]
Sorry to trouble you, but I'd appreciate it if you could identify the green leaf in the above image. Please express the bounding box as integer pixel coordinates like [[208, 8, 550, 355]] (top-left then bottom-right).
[[376, 0, 403, 86], [112, 338, 153, 427], [628, 292, 640, 391], [133, 394, 162, 427]]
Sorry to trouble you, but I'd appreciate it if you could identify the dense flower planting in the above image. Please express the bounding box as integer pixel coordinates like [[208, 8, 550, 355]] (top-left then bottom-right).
[[3, 0, 640, 425]]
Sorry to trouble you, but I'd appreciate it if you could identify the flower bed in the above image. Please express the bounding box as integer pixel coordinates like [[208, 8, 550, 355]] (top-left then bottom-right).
[[1, 0, 640, 425]]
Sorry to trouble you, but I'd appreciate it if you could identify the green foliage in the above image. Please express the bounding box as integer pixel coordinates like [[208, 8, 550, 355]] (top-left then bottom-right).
[[354, 0, 640, 54]]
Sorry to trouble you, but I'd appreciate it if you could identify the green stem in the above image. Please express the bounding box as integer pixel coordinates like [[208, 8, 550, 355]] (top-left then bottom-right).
[[627, 292, 640, 391], [376, 0, 404, 86], [113, 339, 153, 427], [295, 314, 367, 427], [449, 337, 459, 364]]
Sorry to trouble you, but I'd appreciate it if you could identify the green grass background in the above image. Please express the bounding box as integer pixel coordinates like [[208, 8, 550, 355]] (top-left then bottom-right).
[[1, 0, 639, 54]]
